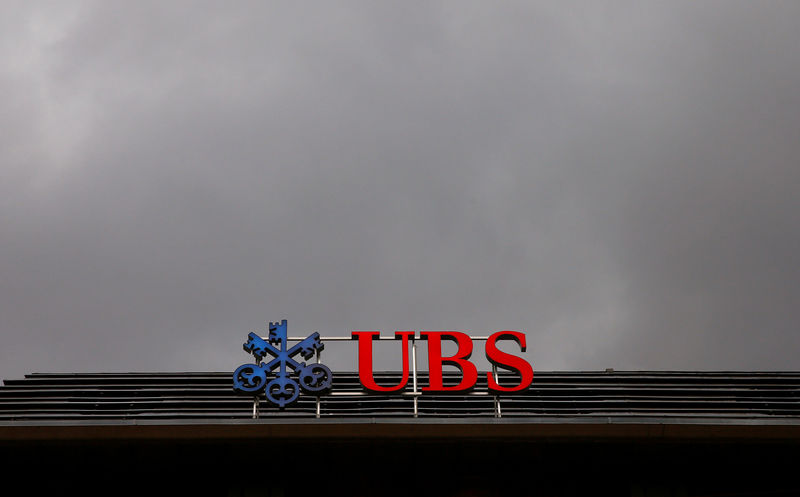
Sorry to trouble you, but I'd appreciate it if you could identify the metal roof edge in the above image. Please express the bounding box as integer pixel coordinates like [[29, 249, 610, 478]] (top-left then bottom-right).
[[2, 416, 800, 443]]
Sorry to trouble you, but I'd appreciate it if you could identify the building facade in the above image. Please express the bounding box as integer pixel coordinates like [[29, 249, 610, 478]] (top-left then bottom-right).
[[2, 370, 799, 496]]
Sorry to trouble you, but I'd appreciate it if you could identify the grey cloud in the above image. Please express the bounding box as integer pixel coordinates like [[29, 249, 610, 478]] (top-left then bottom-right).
[[1, 1, 799, 380]]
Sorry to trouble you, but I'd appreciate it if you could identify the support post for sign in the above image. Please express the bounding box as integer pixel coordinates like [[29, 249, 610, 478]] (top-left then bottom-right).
[[253, 397, 259, 419], [315, 348, 322, 419], [492, 364, 502, 418], [412, 337, 418, 418]]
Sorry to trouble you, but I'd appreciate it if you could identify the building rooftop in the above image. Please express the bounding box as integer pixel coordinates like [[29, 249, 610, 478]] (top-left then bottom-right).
[[2, 370, 799, 442]]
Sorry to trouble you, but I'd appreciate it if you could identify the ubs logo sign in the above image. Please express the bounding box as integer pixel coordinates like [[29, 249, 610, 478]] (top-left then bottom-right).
[[233, 319, 534, 409], [233, 319, 333, 407]]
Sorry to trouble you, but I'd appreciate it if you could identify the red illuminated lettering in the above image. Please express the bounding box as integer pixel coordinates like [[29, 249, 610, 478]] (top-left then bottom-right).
[[421, 332, 478, 391], [485, 331, 534, 392], [351, 331, 414, 392]]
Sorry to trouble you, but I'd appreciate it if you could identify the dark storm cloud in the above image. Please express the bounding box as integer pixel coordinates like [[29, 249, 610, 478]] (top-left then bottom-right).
[[1, 1, 799, 379]]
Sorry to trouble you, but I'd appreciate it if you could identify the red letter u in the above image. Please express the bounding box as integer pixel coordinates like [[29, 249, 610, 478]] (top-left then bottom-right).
[[352, 331, 414, 392]]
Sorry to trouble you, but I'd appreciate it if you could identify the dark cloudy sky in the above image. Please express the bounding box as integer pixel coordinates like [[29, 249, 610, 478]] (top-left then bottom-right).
[[2, 1, 799, 380]]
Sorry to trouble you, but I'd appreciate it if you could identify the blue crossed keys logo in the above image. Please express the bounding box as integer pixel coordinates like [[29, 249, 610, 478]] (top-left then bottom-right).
[[233, 320, 333, 407]]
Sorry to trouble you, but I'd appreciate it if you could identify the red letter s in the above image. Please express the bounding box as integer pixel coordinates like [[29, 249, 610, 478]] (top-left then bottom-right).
[[485, 331, 533, 392]]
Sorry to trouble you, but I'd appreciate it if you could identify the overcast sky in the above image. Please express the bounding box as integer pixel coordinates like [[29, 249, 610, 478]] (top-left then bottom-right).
[[1, 1, 799, 380]]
